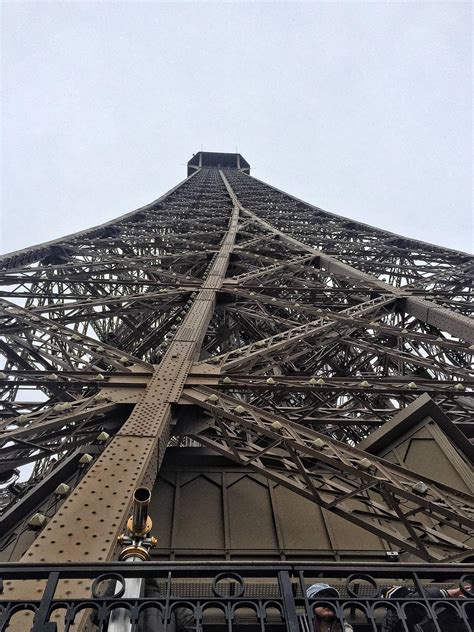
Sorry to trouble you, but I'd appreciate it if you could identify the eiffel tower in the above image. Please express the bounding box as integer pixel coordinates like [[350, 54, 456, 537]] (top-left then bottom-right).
[[0, 152, 473, 630]]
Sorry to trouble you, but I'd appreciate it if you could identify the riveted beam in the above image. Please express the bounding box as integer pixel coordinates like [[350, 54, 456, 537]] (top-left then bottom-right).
[[221, 171, 474, 343], [2, 169, 241, 628], [183, 386, 474, 562]]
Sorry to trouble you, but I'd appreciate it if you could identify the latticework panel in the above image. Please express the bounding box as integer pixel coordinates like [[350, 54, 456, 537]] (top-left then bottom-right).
[[0, 157, 472, 573]]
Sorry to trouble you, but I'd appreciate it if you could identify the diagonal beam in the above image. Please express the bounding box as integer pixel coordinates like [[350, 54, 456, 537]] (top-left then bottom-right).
[[204, 295, 394, 370], [219, 170, 474, 343], [1, 168, 243, 628], [0, 170, 200, 270], [182, 386, 474, 562]]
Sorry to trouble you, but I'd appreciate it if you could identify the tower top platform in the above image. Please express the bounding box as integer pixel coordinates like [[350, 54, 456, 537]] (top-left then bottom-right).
[[187, 151, 250, 176]]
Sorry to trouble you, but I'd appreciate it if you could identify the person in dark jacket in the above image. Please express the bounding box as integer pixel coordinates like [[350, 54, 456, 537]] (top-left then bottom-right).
[[380, 584, 473, 632], [306, 583, 353, 632]]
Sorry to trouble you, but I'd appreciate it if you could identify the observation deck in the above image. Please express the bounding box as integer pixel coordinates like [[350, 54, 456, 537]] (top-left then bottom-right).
[[187, 151, 250, 176]]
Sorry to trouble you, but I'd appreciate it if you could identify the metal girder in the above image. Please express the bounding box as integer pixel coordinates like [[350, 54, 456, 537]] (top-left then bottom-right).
[[182, 386, 474, 562], [0, 156, 473, 622], [0, 401, 123, 474], [0, 170, 201, 270], [221, 169, 474, 341], [203, 295, 395, 370], [0, 445, 103, 538], [227, 254, 316, 284], [1, 167, 243, 629], [191, 373, 474, 395], [223, 286, 473, 355]]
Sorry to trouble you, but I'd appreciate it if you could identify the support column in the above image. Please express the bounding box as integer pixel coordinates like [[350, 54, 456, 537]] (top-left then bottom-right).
[[3, 173, 241, 628]]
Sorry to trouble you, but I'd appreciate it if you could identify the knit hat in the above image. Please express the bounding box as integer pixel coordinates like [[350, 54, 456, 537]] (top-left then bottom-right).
[[306, 583, 340, 599]]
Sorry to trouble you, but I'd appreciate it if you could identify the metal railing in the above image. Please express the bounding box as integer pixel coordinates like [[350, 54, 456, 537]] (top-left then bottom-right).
[[0, 561, 472, 631]]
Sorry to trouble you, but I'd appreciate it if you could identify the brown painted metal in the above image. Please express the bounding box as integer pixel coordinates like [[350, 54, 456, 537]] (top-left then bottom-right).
[[181, 385, 473, 562], [0, 155, 473, 622], [1, 168, 241, 625], [221, 170, 474, 342], [150, 431, 472, 560]]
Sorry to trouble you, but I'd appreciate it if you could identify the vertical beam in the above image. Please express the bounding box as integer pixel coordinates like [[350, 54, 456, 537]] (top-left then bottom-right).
[[278, 570, 299, 632], [30, 572, 59, 632], [2, 172, 241, 626]]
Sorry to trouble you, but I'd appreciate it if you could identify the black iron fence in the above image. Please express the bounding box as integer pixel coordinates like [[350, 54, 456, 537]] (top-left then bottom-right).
[[0, 562, 473, 631]]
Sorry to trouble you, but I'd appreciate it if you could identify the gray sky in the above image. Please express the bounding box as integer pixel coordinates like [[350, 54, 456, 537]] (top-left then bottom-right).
[[2, 1, 472, 254]]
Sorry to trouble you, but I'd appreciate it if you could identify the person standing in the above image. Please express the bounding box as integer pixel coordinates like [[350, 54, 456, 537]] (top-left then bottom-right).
[[381, 584, 472, 631], [306, 583, 354, 632]]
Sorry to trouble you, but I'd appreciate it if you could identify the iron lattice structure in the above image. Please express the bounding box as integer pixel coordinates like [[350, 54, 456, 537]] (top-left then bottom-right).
[[0, 152, 473, 593]]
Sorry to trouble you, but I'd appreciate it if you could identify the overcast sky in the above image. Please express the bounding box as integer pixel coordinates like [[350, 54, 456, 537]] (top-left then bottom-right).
[[1, 1, 472, 254]]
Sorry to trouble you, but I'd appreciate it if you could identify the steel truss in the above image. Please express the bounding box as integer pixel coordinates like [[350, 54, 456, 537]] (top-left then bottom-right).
[[0, 157, 473, 617]]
